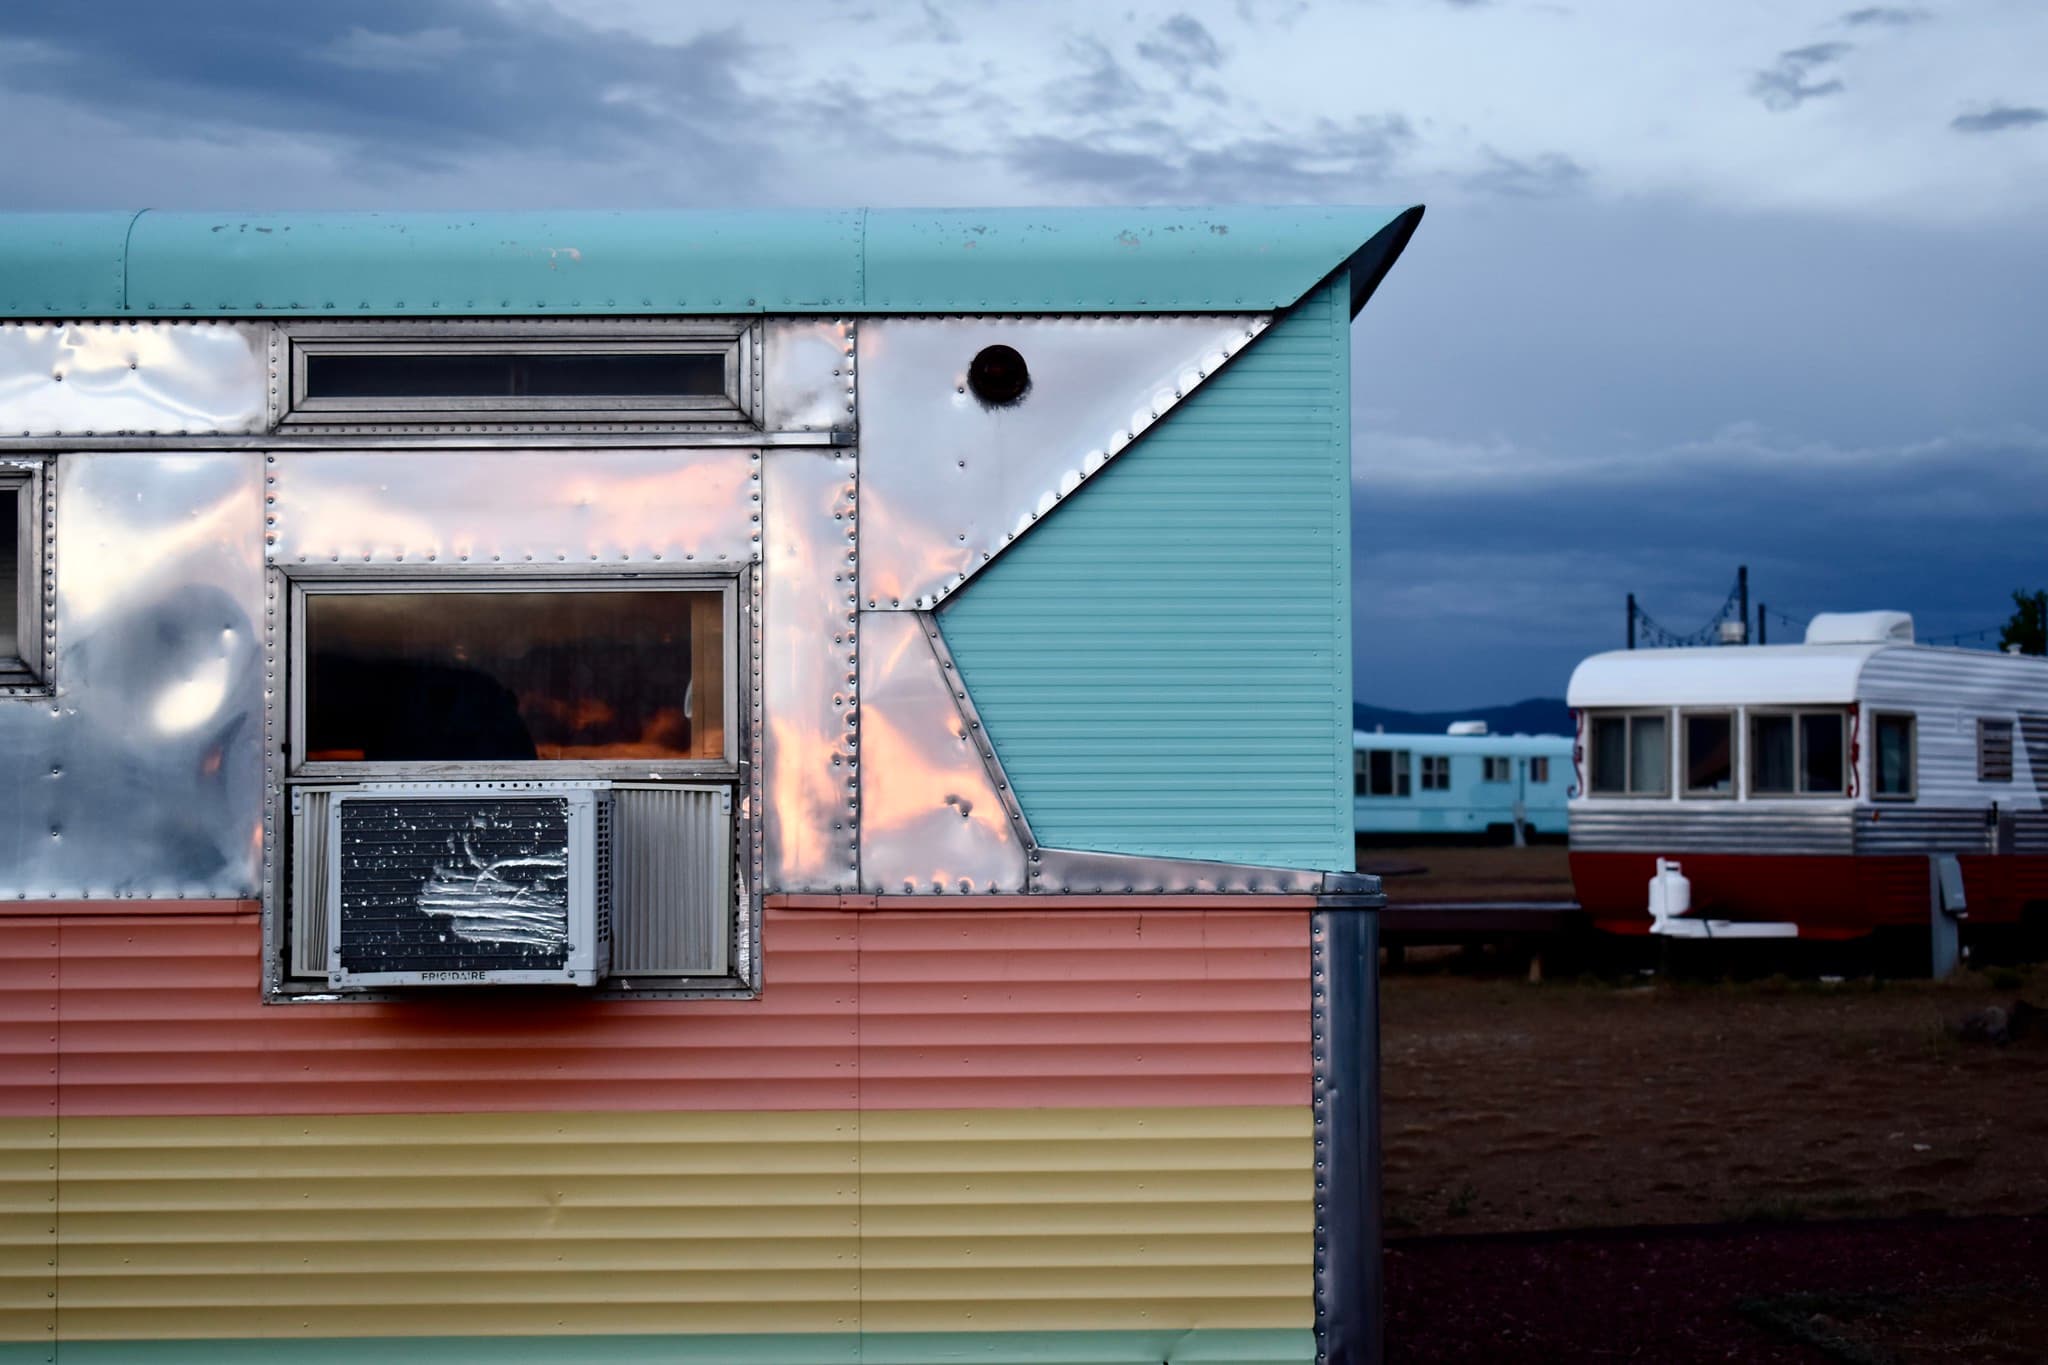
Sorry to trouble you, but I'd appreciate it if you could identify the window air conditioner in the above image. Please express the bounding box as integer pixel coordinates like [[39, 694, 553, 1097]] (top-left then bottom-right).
[[325, 782, 612, 989]]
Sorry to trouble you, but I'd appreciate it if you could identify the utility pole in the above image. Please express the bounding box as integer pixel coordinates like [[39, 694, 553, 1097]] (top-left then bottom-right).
[[1737, 565, 1749, 644], [1626, 593, 1636, 650], [1758, 603, 1767, 645]]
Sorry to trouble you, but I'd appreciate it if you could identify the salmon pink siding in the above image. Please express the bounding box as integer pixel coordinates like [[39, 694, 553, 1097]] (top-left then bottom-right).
[[0, 906, 1316, 1358]]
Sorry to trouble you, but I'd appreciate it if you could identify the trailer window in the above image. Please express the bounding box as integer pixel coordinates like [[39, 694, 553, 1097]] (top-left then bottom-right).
[[1589, 712, 1667, 796], [1684, 713, 1734, 796], [1481, 756, 1511, 782], [1420, 754, 1450, 790], [0, 486, 16, 665], [1874, 713, 1915, 798], [1355, 748, 1411, 797], [298, 584, 729, 769], [303, 351, 726, 402], [1, 466, 49, 690], [1750, 710, 1846, 796], [1529, 756, 1549, 785], [1979, 719, 2014, 783]]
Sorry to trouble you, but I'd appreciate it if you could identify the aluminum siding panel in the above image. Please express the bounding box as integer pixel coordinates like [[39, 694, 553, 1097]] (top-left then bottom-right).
[[1569, 804, 1855, 854], [936, 279, 1354, 871], [1859, 647, 2048, 809]]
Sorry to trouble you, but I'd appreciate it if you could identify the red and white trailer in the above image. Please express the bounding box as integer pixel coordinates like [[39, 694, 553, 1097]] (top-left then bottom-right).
[[1567, 612, 2048, 941]]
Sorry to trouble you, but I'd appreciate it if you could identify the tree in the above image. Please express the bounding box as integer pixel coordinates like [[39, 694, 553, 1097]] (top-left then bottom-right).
[[1999, 589, 2047, 656]]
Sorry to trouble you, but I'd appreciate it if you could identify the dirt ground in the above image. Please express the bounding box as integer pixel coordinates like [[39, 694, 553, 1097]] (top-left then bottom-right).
[[1359, 841, 1575, 903], [1380, 960, 2048, 1361]]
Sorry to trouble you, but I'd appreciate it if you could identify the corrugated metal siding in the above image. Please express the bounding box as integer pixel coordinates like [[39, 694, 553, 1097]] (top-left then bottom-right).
[[13, 905, 1312, 1348], [0, 922, 55, 1350], [937, 278, 1353, 870], [1569, 804, 1855, 854], [35, 1327, 1314, 1363], [48, 912, 859, 1118], [856, 912, 1310, 1110], [34, 910, 1304, 1118], [1854, 806, 1995, 855], [46, 1106, 1303, 1341]]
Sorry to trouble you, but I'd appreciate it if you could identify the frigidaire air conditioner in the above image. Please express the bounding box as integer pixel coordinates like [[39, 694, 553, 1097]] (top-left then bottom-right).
[[325, 782, 611, 990]]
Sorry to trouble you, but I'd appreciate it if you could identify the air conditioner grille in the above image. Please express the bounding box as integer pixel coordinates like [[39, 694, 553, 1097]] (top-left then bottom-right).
[[337, 797, 573, 975]]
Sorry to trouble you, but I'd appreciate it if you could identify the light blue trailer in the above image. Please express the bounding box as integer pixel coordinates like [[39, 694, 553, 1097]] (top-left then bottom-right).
[[1353, 730, 1573, 840]]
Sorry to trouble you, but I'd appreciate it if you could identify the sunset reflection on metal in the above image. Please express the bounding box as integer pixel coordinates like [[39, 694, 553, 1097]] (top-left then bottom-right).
[[266, 447, 761, 567], [0, 321, 268, 435], [0, 452, 267, 898], [857, 610, 1026, 895], [761, 449, 858, 892], [856, 313, 1267, 610], [761, 318, 856, 434]]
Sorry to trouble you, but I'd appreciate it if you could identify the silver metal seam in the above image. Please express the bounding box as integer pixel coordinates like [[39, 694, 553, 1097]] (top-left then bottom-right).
[[917, 609, 1035, 866]]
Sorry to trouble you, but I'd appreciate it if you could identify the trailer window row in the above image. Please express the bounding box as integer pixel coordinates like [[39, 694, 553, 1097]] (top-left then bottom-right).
[[1355, 747, 1562, 798], [1585, 706, 1922, 801]]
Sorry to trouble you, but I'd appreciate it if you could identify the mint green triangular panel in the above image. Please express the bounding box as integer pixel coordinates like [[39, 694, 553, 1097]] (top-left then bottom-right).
[[937, 277, 1354, 871]]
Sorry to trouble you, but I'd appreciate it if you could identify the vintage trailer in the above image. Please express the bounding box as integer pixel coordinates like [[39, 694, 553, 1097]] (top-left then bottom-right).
[[1352, 729, 1571, 842], [0, 206, 1419, 1365], [1568, 611, 2048, 940]]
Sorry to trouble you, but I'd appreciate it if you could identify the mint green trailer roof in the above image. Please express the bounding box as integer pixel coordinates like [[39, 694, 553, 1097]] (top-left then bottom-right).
[[0, 206, 1421, 319]]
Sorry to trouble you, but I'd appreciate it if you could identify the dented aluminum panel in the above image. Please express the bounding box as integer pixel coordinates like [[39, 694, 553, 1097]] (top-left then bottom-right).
[[0, 451, 267, 898], [761, 449, 858, 892], [856, 314, 1267, 609], [1031, 846, 1324, 895], [0, 322, 268, 435], [763, 318, 856, 434], [265, 447, 761, 567], [857, 610, 1027, 894]]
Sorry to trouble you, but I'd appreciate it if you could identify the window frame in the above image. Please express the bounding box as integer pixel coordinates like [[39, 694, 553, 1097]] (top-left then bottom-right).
[[1680, 708, 1738, 800], [1355, 747, 1411, 798], [0, 458, 52, 695], [1481, 755, 1512, 784], [280, 320, 758, 432], [1586, 708, 1672, 798], [1745, 707, 1850, 799], [1871, 711, 1917, 802], [1528, 755, 1550, 786], [286, 573, 742, 782], [1419, 753, 1451, 791]]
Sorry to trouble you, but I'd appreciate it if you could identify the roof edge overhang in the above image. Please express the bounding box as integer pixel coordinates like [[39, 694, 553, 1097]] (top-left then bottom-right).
[[0, 205, 1425, 319]]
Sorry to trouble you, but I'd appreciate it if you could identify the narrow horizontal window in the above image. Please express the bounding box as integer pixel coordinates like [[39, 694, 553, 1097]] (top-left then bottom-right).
[[302, 350, 727, 402], [301, 587, 726, 766]]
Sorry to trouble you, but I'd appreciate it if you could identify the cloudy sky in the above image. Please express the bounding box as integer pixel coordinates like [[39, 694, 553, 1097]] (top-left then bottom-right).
[[4, 0, 2044, 707]]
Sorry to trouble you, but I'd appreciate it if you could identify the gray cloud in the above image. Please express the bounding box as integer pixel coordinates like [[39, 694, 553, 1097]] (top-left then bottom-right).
[[1952, 104, 2048, 134], [0, 0, 766, 179], [1050, 37, 1153, 115], [1751, 42, 1851, 112], [1463, 149, 1587, 198], [1008, 113, 1414, 201], [1840, 6, 1928, 25], [1134, 14, 1225, 87]]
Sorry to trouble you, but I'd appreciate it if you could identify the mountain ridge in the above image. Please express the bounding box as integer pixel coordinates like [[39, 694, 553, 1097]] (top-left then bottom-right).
[[1353, 697, 1572, 738]]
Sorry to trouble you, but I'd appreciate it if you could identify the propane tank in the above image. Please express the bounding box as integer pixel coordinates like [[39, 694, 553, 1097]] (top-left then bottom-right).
[[1647, 857, 1691, 926]]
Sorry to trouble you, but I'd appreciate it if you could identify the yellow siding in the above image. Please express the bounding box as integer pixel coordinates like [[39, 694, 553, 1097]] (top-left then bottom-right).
[[0, 1118, 54, 1345], [39, 1106, 1310, 1341]]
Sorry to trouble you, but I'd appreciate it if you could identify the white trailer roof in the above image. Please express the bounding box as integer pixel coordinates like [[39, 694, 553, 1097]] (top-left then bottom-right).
[[1567, 644, 1892, 707]]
